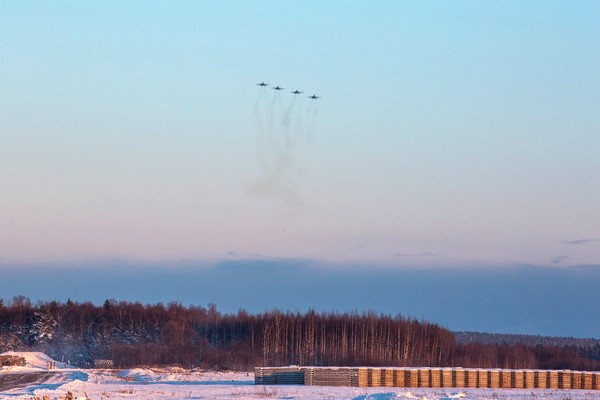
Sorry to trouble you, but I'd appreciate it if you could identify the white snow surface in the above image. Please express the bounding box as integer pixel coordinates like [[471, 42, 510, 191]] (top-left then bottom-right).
[[2, 359, 600, 399]]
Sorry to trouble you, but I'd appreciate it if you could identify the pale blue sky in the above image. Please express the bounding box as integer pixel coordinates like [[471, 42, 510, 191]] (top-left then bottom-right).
[[1, 2, 599, 267]]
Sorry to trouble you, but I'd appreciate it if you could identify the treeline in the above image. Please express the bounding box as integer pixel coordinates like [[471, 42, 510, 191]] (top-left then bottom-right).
[[1, 296, 599, 371], [454, 331, 600, 349]]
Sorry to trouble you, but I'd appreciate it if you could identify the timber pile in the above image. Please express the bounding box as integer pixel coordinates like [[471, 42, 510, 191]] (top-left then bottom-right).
[[255, 366, 303, 385], [467, 369, 478, 388], [583, 372, 593, 390], [442, 368, 453, 387], [549, 370, 559, 388], [514, 370, 525, 388], [477, 369, 489, 388], [455, 369, 466, 388], [536, 370, 548, 389], [572, 371, 582, 389], [383, 369, 394, 387], [430, 368, 442, 387], [525, 370, 535, 389], [419, 368, 430, 387], [395, 369, 406, 387], [490, 370, 500, 388], [255, 366, 600, 389], [559, 370, 572, 389], [408, 369, 419, 388], [312, 367, 351, 386]]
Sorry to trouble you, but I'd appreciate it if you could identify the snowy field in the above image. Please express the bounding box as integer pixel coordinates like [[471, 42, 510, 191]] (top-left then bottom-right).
[[2, 353, 599, 399]]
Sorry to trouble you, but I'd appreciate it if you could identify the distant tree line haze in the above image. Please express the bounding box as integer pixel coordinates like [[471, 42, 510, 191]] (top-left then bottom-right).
[[1, 297, 599, 371]]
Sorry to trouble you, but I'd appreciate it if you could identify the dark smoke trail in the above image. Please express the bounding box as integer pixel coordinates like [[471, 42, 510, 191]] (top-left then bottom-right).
[[282, 95, 296, 128]]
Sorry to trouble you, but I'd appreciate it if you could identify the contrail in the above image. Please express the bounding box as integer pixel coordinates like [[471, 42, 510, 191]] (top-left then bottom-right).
[[282, 95, 296, 128], [249, 83, 319, 204]]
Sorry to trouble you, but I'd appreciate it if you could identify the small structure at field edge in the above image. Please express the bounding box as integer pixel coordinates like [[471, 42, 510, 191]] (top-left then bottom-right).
[[93, 359, 114, 369], [255, 366, 600, 390], [0, 355, 26, 367]]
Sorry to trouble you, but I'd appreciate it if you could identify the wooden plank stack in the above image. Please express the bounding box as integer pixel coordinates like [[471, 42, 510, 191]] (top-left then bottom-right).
[[419, 369, 430, 388], [369, 368, 382, 387], [514, 370, 525, 389], [255, 366, 600, 390], [549, 370, 559, 388], [477, 369, 489, 388], [525, 370, 535, 389], [394, 369, 406, 387], [408, 369, 419, 388], [442, 369, 454, 387], [349, 369, 359, 387], [430, 368, 442, 387], [255, 367, 304, 385], [489, 370, 500, 388], [536, 371, 548, 389], [383, 369, 394, 387], [467, 370, 478, 388], [559, 370, 572, 389], [312, 368, 351, 386], [501, 370, 513, 388], [572, 371, 582, 389], [455, 369, 466, 388], [357, 368, 369, 387], [583, 372, 593, 390]]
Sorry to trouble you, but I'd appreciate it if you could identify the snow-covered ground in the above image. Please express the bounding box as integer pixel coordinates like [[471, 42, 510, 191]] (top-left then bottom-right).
[[2, 353, 600, 399]]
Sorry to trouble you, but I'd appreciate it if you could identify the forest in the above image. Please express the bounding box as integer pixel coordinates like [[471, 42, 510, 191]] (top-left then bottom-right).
[[1, 296, 599, 371]]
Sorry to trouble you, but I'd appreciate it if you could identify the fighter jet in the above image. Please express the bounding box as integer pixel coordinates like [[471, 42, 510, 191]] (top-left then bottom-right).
[[290, 90, 304, 95], [256, 82, 269, 87], [272, 85, 285, 91], [308, 94, 321, 99]]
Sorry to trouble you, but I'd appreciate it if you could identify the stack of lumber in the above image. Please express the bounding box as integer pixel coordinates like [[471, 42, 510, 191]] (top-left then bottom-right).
[[477, 370, 489, 388], [571, 371, 582, 389], [489, 370, 501, 388], [525, 370, 535, 389], [583, 372, 593, 390], [311, 367, 351, 386], [394, 369, 406, 387], [549, 370, 559, 388], [501, 370, 513, 388], [408, 369, 419, 388], [536, 371, 548, 389], [369, 368, 382, 386], [559, 370, 572, 389], [514, 370, 525, 389], [350, 369, 360, 387], [357, 368, 369, 387], [467, 370, 478, 388], [455, 369, 466, 388], [255, 366, 600, 390], [430, 368, 442, 387], [383, 369, 394, 387], [442, 369, 454, 387], [419, 369, 430, 388], [254, 367, 303, 385]]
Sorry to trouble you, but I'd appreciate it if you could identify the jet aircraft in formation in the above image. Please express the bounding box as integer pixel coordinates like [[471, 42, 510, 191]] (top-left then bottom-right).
[[257, 82, 319, 99]]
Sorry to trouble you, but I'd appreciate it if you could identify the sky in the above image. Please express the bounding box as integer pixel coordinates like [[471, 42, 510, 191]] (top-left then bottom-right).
[[1, 2, 599, 336]]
